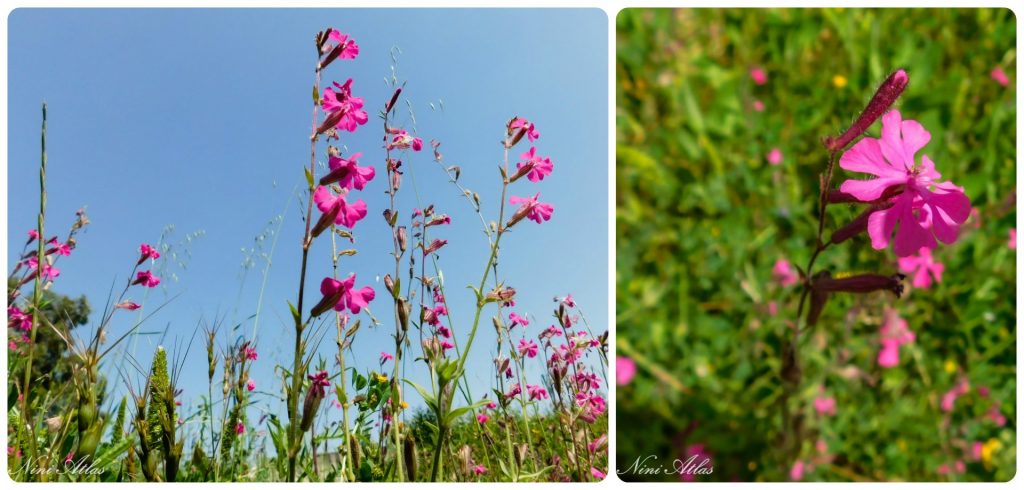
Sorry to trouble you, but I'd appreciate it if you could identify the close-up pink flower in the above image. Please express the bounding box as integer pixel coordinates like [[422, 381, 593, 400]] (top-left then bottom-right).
[[772, 258, 799, 287], [26, 257, 60, 281], [527, 384, 549, 401], [322, 152, 375, 190], [766, 147, 783, 166], [313, 185, 368, 229], [327, 29, 360, 60], [476, 413, 488, 424], [1009, 228, 1016, 250], [321, 79, 369, 133], [813, 394, 837, 416], [509, 312, 529, 329], [379, 351, 393, 363], [877, 308, 915, 368], [316, 274, 375, 315], [991, 66, 1009, 86], [510, 117, 540, 142], [518, 338, 538, 358], [246, 379, 256, 392], [138, 243, 161, 263], [132, 270, 160, 288], [508, 193, 554, 225], [897, 246, 944, 289], [838, 110, 971, 257], [750, 67, 767, 85], [516, 146, 554, 182]]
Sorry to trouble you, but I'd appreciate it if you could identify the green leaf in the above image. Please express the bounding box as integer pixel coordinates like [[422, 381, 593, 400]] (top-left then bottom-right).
[[304, 167, 315, 189], [288, 300, 300, 324], [403, 379, 438, 414]]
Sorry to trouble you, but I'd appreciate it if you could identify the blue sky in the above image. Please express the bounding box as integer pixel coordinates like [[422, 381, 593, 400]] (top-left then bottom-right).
[[6, 8, 607, 438]]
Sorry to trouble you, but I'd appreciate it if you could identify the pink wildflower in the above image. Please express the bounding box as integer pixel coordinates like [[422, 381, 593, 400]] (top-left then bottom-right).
[[476, 413, 488, 424], [437, 325, 452, 338], [386, 128, 423, 152], [321, 79, 368, 133], [315, 275, 375, 316], [473, 464, 487, 476], [486, 401, 497, 410], [526, 384, 549, 401], [897, 247, 944, 288], [772, 259, 799, 287], [26, 257, 60, 281], [8, 306, 32, 332], [243, 346, 258, 361], [440, 340, 455, 351], [753, 99, 765, 112], [878, 308, 915, 368], [510, 117, 540, 142], [971, 442, 984, 460], [509, 312, 529, 329], [313, 186, 368, 229], [988, 404, 1007, 426], [423, 239, 447, 256], [508, 193, 554, 226], [838, 110, 971, 257], [321, 152, 375, 191], [65, 451, 74, 464], [326, 29, 359, 60], [235, 423, 245, 435], [562, 294, 576, 307], [246, 379, 256, 392], [308, 370, 331, 397], [138, 243, 161, 263], [814, 394, 836, 416], [750, 67, 767, 85], [115, 301, 141, 311], [766, 148, 783, 166], [790, 460, 805, 481], [27, 229, 39, 242], [591, 467, 606, 480], [132, 270, 160, 288], [380, 351, 394, 363], [1009, 228, 1016, 250], [991, 67, 1009, 87], [515, 147, 554, 182], [49, 242, 72, 257], [616, 357, 636, 385], [518, 338, 539, 358]]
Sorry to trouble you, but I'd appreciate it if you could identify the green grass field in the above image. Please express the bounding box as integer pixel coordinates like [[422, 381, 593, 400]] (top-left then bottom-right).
[[616, 8, 1016, 482]]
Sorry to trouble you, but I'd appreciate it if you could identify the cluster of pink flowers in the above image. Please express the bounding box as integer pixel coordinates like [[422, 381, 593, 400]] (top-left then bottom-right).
[[131, 243, 162, 288], [506, 118, 555, 227]]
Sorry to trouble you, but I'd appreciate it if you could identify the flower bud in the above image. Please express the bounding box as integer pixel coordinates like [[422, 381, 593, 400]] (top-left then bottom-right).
[[384, 273, 395, 296], [385, 87, 402, 114], [311, 203, 341, 238], [485, 286, 516, 303], [397, 226, 407, 252], [403, 435, 418, 481], [812, 271, 906, 298], [824, 69, 908, 152]]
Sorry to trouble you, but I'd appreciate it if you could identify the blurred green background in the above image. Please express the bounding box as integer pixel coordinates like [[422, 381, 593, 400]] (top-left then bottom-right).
[[616, 8, 1016, 482]]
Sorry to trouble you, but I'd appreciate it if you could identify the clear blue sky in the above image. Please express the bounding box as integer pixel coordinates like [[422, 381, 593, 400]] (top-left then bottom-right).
[[6, 8, 608, 437]]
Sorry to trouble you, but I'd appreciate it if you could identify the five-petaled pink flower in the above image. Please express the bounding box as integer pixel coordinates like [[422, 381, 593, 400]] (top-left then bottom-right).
[[321, 79, 369, 132], [138, 243, 161, 263], [527, 384, 549, 401], [8, 306, 32, 332], [750, 67, 767, 85], [898, 247, 944, 289], [767, 148, 783, 166], [518, 338, 539, 358], [27, 229, 40, 242], [26, 257, 60, 281], [878, 308, 915, 368], [616, 357, 637, 385], [510, 117, 540, 142], [508, 193, 554, 225], [327, 29, 360, 60], [314, 186, 368, 229], [772, 259, 799, 287], [509, 312, 529, 329], [133, 270, 160, 288], [516, 147, 554, 182], [476, 413, 488, 424], [991, 67, 1009, 87], [380, 351, 394, 363], [562, 294, 576, 308], [838, 110, 971, 257], [318, 275, 375, 315], [243, 345, 258, 361], [308, 370, 332, 397], [323, 152, 375, 191], [440, 339, 455, 351]]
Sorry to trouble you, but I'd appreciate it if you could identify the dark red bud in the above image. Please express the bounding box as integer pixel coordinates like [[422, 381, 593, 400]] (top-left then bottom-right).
[[824, 69, 908, 153]]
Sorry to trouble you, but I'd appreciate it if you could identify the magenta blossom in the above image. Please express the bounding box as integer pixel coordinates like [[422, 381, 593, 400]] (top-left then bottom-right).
[[26, 257, 60, 281], [616, 357, 637, 385], [115, 301, 141, 311], [8, 306, 32, 332], [991, 67, 1009, 87], [897, 247, 944, 289], [526, 384, 549, 401], [327, 29, 359, 60], [790, 460, 805, 481], [437, 325, 452, 338], [235, 423, 245, 435], [518, 338, 539, 358], [132, 270, 160, 288], [48, 242, 72, 257], [440, 339, 455, 351], [772, 259, 799, 287], [476, 413, 488, 424], [750, 67, 767, 85], [138, 243, 161, 263], [814, 394, 836, 416], [767, 148, 783, 166], [317, 275, 375, 315], [313, 186, 368, 229], [509, 312, 529, 329], [561, 294, 576, 308], [322, 152, 375, 191], [246, 379, 256, 392], [27, 229, 40, 242], [473, 464, 487, 476], [510, 117, 540, 142], [486, 400, 497, 410], [308, 370, 331, 397], [423, 239, 447, 256], [508, 193, 554, 225], [505, 383, 522, 399], [243, 345, 258, 361], [321, 79, 369, 132], [878, 308, 915, 368], [591, 467, 606, 480], [386, 128, 423, 152], [1009, 229, 1016, 250], [516, 147, 554, 182], [838, 110, 971, 257], [380, 351, 393, 363]]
